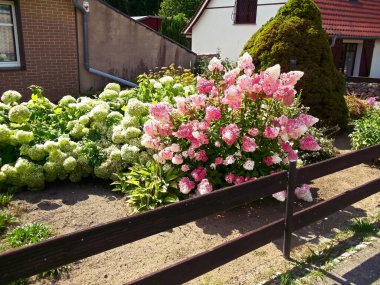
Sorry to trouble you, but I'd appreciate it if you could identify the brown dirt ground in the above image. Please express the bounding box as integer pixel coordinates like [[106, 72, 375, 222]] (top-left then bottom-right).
[[6, 133, 380, 285]]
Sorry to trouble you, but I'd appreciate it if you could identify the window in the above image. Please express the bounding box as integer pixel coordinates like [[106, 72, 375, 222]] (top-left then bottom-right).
[[338, 43, 357, 76], [0, 1, 20, 68], [235, 0, 258, 24]]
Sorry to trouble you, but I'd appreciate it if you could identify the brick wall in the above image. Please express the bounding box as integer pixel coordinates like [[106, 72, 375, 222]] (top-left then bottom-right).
[[0, 0, 79, 102]]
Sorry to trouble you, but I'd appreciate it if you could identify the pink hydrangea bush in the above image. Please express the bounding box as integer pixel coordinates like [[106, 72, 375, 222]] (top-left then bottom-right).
[[142, 54, 322, 201]]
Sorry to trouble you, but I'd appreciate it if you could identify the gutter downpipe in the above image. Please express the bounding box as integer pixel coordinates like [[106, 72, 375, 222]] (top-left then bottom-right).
[[330, 36, 337, 48], [72, 0, 138, 88]]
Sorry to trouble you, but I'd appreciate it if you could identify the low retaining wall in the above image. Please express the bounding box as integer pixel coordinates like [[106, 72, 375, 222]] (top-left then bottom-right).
[[346, 82, 380, 99]]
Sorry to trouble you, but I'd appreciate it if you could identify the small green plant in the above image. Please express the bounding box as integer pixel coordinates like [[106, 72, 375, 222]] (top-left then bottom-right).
[[350, 108, 380, 150], [112, 162, 184, 212], [6, 223, 52, 248], [350, 218, 377, 234], [0, 193, 13, 207], [280, 271, 295, 285], [0, 211, 17, 230]]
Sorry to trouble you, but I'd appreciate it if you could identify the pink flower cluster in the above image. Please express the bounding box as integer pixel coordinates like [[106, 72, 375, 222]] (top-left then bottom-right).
[[142, 54, 322, 200]]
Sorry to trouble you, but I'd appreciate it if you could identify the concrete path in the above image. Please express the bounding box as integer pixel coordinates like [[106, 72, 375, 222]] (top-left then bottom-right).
[[318, 239, 380, 285]]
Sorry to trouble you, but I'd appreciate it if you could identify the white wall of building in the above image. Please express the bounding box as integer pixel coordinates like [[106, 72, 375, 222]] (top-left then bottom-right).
[[370, 39, 380, 78], [191, 0, 287, 60]]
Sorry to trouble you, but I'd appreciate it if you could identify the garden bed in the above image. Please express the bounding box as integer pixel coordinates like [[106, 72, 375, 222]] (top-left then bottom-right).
[[6, 134, 380, 285]]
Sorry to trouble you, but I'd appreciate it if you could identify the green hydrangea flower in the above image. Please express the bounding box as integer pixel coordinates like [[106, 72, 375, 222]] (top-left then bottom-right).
[[99, 90, 119, 101], [121, 145, 140, 163], [0, 124, 12, 143], [1, 90, 22, 105], [126, 99, 148, 117], [111, 126, 126, 144], [15, 130, 34, 144], [9, 105, 30, 124], [63, 156, 77, 172], [105, 83, 121, 93], [107, 111, 123, 125], [28, 144, 47, 161], [122, 115, 140, 128], [124, 127, 141, 139], [59, 95, 76, 106], [90, 105, 109, 121]]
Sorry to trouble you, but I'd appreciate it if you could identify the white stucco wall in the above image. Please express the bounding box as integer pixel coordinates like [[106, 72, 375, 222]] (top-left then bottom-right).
[[370, 39, 380, 78], [191, 0, 287, 60]]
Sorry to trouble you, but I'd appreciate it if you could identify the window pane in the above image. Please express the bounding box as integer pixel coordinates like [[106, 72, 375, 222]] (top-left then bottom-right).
[[236, 0, 257, 24], [0, 25, 16, 62], [0, 4, 12, 25]]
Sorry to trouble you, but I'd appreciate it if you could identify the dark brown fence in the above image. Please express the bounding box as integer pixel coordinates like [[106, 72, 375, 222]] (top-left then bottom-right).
[[0, 144, 379, 284]]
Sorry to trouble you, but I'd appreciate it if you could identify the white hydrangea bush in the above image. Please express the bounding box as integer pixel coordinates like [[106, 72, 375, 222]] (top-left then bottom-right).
[[0, 83, 151, 192]]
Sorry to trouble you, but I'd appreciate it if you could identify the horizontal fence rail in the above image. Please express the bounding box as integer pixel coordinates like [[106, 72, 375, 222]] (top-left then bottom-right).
[[128, 177, 380, 285], [0, 171, 287, 283], [296, 144, 380, 183], [0, 144, 379, 284]]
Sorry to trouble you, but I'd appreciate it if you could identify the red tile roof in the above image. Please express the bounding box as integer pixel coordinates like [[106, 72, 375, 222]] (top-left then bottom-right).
[[315, 0, 380, 38]]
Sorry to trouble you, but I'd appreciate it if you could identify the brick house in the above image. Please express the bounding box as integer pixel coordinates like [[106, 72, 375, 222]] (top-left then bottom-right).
[[0, 0, 196, 101], [184, 0, 380, 79]]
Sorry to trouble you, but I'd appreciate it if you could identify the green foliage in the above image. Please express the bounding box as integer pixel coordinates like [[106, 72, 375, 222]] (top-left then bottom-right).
[[6, 223, 52, 248], [134, 65, 196, 104], [112, 162, 183, 212], [0, 193, 13, 207], [158, 0, 203, 18], [350, 218, 377, 234], [159, 13, 189, 47], [350, 108, 380, 149], [0, 211, 17, 230], [104, 0, 162, 16], [194, 54, 237, 76], [241, 0, 348, 128]]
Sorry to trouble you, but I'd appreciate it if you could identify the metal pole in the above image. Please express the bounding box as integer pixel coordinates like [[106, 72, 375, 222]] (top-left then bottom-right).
[[283, 160, 297, 260]]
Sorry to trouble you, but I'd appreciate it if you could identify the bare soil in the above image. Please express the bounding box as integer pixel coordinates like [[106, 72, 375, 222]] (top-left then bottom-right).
[[7, 133, 380, 285]]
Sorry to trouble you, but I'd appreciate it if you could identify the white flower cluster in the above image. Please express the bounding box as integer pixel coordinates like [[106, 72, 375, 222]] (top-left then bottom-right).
[[0, 83, 152, 191]]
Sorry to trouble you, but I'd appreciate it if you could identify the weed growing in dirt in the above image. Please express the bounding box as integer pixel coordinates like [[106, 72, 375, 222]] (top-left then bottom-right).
[[280, 271, 295, 285], [6, 223, 52, 248], [0, 193, 13, 207], [350, 218, 377, 234], [0, 211, 17, 231]]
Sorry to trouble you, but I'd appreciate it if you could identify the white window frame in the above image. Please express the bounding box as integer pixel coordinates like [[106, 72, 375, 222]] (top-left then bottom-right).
[[0, 0, 21, 68]]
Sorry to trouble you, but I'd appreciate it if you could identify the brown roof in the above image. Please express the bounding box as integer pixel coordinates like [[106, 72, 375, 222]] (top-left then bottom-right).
[[184, 0, 380, 38], [315, 0, 380, 38]]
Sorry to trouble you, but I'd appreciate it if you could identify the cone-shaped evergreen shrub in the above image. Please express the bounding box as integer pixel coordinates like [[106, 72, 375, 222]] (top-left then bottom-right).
[[242, 0, 348, 127]]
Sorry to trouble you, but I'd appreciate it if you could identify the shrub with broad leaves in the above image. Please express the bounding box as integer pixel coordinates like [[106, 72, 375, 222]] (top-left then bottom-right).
[[350, 98, 380, 150]]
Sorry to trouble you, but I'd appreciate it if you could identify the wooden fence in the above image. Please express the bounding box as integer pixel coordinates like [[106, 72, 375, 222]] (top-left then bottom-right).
[[0, 144, 379, 284]]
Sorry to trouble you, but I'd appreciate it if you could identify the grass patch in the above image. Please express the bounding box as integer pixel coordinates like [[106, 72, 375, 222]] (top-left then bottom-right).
[[0, 193, 13, 207], [280, 271, 295, 285], [6, 223, 52, 248], [4, 223, 69, 282], [0, 211, 17, 231]]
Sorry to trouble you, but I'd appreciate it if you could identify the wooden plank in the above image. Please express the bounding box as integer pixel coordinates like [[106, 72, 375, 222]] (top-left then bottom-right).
[[127, 218, 285, 285], [283, 160, 297, 259], [127, 178, 380, 285], [0, 171, 287, 284], [293, 177, 380, 230], [297, 144, 380, 184]]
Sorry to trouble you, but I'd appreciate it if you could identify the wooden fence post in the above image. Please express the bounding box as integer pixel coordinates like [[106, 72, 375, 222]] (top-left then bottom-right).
[[283, 160, 297, 260]]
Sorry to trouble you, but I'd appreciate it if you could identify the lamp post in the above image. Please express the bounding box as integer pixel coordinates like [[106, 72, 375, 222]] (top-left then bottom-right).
[[290, 57, 297, 71]]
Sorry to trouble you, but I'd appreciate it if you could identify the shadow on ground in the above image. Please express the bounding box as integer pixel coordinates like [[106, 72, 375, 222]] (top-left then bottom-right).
[[13, 178, 119, 210]]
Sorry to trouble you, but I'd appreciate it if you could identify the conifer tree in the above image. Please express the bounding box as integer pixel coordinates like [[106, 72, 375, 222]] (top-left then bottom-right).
[[242, 0, 348, 127]]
